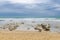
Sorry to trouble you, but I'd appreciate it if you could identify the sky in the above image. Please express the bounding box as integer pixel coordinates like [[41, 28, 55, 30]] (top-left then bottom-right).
[[0, 0, 60, 18]]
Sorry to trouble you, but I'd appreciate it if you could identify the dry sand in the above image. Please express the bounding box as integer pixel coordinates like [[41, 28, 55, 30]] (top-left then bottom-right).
[[0, 30, 60, 40]]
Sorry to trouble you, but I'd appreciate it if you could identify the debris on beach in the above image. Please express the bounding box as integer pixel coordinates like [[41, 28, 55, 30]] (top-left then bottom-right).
[[34, 23, 50, 32]]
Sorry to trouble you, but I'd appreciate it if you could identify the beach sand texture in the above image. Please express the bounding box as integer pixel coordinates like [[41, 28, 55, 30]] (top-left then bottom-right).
[[0, 30, 60, 40]]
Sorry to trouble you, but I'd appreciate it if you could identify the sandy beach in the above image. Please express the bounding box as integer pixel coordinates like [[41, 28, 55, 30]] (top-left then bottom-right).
[[0, 30, 60, 40], [0, 18, 60, 40]]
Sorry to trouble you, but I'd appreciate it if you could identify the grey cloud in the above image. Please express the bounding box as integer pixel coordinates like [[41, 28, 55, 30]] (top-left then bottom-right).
[[52, 0, 60, 4], [0, 0, 60, 17]]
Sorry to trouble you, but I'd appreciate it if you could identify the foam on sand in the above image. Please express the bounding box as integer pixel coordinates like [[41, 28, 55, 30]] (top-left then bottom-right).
[[0, 18, 60, 32]]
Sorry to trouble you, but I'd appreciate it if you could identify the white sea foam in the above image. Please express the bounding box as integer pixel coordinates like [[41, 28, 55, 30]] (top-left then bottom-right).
[[0, 18, 60, 32]]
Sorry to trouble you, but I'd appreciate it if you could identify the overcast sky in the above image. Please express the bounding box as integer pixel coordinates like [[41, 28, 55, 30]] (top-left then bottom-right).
[[0, 0, 60, 18]]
